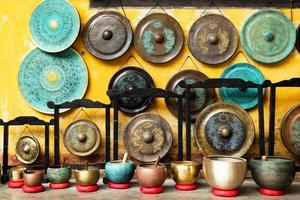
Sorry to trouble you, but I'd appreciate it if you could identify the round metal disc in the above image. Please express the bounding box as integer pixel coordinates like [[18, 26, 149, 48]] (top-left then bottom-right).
[[241, 9, 296, 63], [83, 11, 133, 60], [16, 136, 40, 164], [134, 13, 184, 63], [219, 63, 265, 110], [108, 67, 155, 114], [194, 102, 255, 157], [281, 104, 300, 157], [29, 0, 80, 53], [18, 48, 88, 114], [124, 113, 173, 162], [64, 120, 101, 157], [165, 70, 216, 121], [296, 24, 300, 53], [188, 14, 238, 64]]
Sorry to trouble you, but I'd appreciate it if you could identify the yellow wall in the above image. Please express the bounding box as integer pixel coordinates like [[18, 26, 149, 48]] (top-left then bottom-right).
[[0, 0, 300, 165]]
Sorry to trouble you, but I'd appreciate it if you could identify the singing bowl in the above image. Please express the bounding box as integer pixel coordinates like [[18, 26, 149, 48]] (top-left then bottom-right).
[[75, 167, 100, 186], [171, 161, 200, 185], [23, 170, 44, 187], [105, 160, 135, 184], [47, 166, 71, 184], [250, 156, 295, 190], [136, 163, 167, 188], [203, 155, 247, 190], [8, 167, 27, 181]]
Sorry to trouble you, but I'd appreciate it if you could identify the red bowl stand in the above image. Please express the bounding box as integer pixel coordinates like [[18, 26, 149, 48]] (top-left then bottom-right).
[[175, 183, 197, 191], [49, 182, 71, 189], [22, 185, 45, 193], [212, 187, 239, 197], [259, 187, 285, 196], [140, 186, 163, 194], [108, 181, 131, 189], [8, 180, 24, 188], [76, 184, 99, 192]]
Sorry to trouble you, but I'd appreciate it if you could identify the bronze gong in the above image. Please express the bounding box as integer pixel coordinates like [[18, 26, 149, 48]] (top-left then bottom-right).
[[16, 136, 40, 164]]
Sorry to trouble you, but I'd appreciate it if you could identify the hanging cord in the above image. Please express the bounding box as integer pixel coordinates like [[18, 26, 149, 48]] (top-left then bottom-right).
[[119, 55, 146, 70], [178, 56, 200, 72], [200, 1, 225, 17], [19, 125, 35, 138], [72, 108, 93, 122], [96, 0, 127, 18], [229, 50, 251, 65], [144, 0, 168, 16]]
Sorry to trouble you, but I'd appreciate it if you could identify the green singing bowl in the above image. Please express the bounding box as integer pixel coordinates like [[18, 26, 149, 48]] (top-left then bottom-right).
[[47, 166, 71, 184], [105, 160, 135, 184], [75, 167, 100, 186]]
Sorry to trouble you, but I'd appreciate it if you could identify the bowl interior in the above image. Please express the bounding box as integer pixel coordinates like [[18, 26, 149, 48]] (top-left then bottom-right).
[[252, 156, 294, 163], [139, 163, 165, 169], [208, 155, 246, 163], [172, 161, 199, 166]]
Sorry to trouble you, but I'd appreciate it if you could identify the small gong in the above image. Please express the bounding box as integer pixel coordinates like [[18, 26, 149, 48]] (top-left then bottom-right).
[[16, 136, 40, 164]]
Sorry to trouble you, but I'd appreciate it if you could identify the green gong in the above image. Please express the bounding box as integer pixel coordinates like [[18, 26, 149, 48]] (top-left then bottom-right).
[[241, 9, 296, 63]]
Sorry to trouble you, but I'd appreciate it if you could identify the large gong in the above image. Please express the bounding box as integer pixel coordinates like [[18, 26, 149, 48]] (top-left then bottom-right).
[[134, 13, 184, 63], [194, 102, 255, 157], [124, 113, 173, 162], [188, 14, 238, 64], [16, 136, 40, 164]]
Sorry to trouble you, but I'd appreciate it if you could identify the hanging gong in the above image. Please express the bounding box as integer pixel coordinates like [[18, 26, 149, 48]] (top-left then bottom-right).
[[83, 11, 133, 60], [16, 136, 40, 164], [281, 104, 300, 157], [241, 9, 296, 63], [124, 113, 173, 162], [134, 13, 184, 63], [18, 48, 88, 114], [165, 70, 216, 121], [188, 14, 238, 65], [219, 63, 265, 110], [194, 102, 255, 157], [296, 24, 300, 53], [64, 120, 101, 157], [108, 67, 155, 114], [29, 0, 80, 53]]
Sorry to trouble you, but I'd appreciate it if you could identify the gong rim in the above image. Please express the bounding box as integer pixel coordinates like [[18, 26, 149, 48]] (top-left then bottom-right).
[[240, 9, 296, 63], [64, 119, 101, 157], [194, 102, 255, 157], [281, 104, 300, 157], [15, 136, 40, 164], [134, 13, 184, 63], [165, 69, 216, 121], [124, 112, 173, 162], [83, 10, 133, 60], [188, 14, 239, 65], [29, 0, 80, 53]]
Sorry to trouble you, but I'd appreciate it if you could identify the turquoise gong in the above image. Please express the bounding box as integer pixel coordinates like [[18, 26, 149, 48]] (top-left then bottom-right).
[[219, 63, 265, 110], [29, 0, 80, 53], [18, 48, 88, 114]]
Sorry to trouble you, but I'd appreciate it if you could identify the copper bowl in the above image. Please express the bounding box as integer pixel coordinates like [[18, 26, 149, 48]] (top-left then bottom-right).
[[8, 167, 27, 181], [171, 161, 200, 185], [203, 155, 247, 190], [23, 170, 44, 187], [136, 163, 167, 188], [75, 167, 100, 186]]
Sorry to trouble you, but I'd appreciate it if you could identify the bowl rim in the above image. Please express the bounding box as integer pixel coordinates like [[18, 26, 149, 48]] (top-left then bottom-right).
[[171, 161, 200, 166], [138, 163, 166, 169], [251, 156, 295, 162], [107, 160, 134, 164], [47, 166, 71, 170], [205, 155, 247, 163], [75, 167, 99, 173]]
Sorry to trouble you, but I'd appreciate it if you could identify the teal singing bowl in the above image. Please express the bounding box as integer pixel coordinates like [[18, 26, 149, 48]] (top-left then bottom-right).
[[47, 166, 71, 184], [105, 160, 135, 184]]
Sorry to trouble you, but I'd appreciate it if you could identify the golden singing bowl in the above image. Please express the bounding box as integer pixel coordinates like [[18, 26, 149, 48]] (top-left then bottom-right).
[[203, 155, 247, 190], [8, 167, 27, 181], [23, 170, 44, 187], [171, 161, 200, 185], [75, 167, 100, 186]]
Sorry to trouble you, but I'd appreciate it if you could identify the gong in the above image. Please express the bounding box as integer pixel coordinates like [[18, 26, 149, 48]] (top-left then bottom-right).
[[83, 11, 133, 60], [108, 67, 155, 114], [219, 63, 265, 110], [64, 120, 101, 157], [16, 136, 40, 164], [188, 14, 238, 64], [29, 0, 80, 53], [241, 9, 296, 63], [165, 70, 216, 121], [18, 48, 88, 114], [281, 104, 300, 157], [134, 13, 184, 63], [124, 113, 173, 162], [194, 102, 255, 157], [296, 24, 300, 53]]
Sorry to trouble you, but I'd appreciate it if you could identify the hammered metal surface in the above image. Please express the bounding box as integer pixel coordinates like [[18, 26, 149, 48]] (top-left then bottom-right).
[[281, 104, 300, 157], [83, 11, 133, 60], [108, 67, 155, 114], [194, 102, 255, 157], [15, 136, 40, 164], [18, 48, 88, 114], [134, 13, 184, 63], [124, 113, 173, 162], [241, 9, 296, 63], [188, 14, 238, 64], [219, 63, 265, 110], [64, 120, 101, 157], [165, 70, 216, 121], [29, 0, 80, 53]]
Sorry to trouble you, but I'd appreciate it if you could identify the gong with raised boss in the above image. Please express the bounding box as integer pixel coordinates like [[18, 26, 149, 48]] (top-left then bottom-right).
[[16, 136, 40, 164]]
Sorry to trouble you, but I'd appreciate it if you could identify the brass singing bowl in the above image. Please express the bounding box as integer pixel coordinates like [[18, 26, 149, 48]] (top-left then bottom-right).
[[171, 161, 200, 185], [23, 170, 44, 187], [8, 167, 27, 181], [136, 163, 167, 188], [75, 167, 100, 186], [203, 155, 247, 190]]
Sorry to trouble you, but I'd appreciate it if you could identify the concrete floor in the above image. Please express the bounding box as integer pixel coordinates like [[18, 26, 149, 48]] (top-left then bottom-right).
[[0, 179, 299, 200]]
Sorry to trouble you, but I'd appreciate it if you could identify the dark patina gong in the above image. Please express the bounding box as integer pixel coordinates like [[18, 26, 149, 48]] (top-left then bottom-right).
[[194, 102, 255, 157], [188, 14, 238, 65], [83, 11, 133, 60], [134, 13, 184, 63], [165, 70, 216, 121], [108, 67, 155, 114]]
